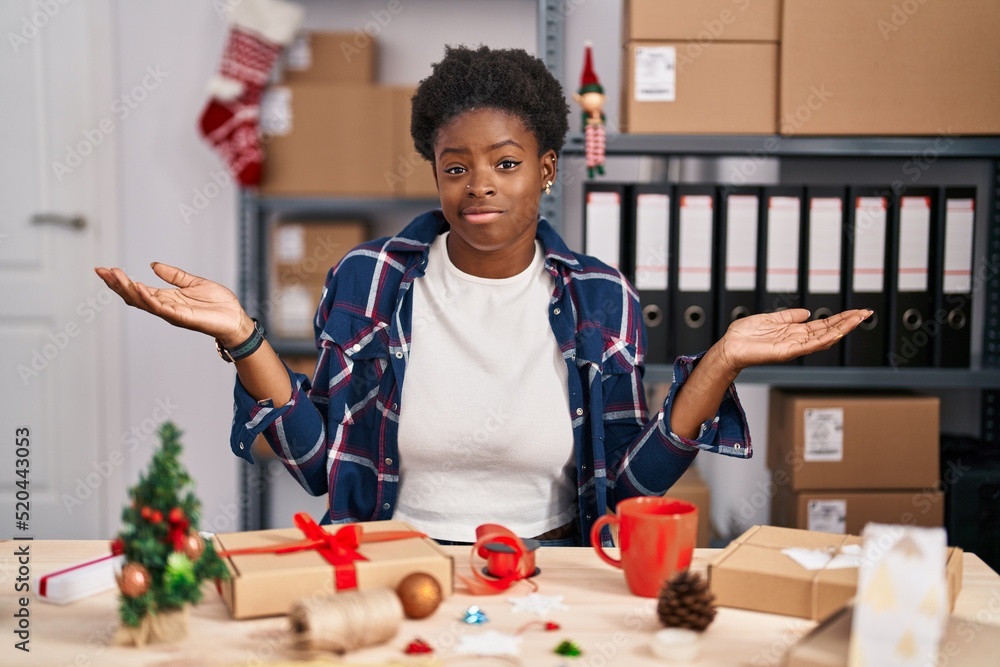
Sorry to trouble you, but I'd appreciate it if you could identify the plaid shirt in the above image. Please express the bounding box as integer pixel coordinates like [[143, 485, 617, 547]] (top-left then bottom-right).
[[230, 211, 752, 545]]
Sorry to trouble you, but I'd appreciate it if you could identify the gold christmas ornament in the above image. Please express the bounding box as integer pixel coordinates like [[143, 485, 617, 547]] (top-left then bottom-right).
[[656, 570, 717, 632], [118, 562, 152, 598], [396, 572, 443, 619], [182, 532, 205, 561]]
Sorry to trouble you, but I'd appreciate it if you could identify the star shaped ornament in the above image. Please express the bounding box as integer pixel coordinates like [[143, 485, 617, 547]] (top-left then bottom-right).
[[455, 630, 523, 657], [508, 593, 568, 616]]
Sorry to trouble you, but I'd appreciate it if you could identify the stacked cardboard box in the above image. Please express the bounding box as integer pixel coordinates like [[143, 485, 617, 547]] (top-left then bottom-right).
[[780, 0, 1000, 135], [260, 32, 437, 198], [768, 390, 944, 534], [269, 220, 368, 339], [620, 0, 779, 134]]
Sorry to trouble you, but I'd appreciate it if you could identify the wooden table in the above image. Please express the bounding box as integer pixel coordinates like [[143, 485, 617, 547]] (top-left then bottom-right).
[[3, 541, 999, 666]]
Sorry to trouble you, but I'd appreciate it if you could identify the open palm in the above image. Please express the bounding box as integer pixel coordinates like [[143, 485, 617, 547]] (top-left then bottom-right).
[[716, 307, 871, 373], [94, 262, 247, 343]]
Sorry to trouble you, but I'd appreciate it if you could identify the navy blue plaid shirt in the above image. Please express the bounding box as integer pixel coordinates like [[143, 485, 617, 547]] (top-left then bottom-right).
[[230, 211, 751, 545]]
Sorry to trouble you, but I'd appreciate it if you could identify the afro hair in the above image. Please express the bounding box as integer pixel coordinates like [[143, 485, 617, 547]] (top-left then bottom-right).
[[410, 45, 570, 163]]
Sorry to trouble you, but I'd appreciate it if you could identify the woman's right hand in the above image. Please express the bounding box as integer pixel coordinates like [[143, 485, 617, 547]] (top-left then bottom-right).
[[94, 262, 253, 348]]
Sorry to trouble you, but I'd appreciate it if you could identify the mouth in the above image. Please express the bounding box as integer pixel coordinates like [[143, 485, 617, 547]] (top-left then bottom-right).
[[461, 207, 505, 224]]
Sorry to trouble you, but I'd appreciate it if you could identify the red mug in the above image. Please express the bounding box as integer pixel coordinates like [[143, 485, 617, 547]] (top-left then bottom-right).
[[590, 497, 698, 597]]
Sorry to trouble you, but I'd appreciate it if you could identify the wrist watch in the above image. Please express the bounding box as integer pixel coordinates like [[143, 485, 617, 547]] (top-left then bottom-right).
[[216, 318, 266, 363]]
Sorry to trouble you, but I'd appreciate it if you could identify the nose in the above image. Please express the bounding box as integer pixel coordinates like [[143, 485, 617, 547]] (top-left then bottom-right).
[[466, 171, 496, 197]]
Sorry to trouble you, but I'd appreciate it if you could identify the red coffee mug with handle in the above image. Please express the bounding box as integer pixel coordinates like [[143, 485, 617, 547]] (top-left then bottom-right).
[[590, 497, 698, 598]]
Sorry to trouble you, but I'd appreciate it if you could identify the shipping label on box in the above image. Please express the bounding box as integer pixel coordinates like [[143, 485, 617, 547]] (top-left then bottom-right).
[[707, 525, 961, 621], [633, 46, 676, 102], [214, 518, 454, 619]]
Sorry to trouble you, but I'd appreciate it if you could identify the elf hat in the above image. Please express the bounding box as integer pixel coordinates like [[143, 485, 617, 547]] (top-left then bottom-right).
[[578, 41, 603, 95]]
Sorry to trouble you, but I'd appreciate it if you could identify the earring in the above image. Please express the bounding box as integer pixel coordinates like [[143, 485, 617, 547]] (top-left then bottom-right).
[[545, 181, 553, 196]]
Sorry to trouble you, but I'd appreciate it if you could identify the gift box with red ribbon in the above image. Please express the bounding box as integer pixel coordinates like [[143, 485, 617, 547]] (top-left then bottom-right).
[[212, 513, 454, 619]]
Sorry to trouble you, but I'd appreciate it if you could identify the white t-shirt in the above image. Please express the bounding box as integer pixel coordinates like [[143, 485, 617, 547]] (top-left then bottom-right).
[[394, 231, 576, 541]]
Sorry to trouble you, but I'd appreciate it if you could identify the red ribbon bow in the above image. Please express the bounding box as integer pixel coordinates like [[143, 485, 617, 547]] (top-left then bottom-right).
[[217, 512, 426, 591], [167, 510, 190, 552]]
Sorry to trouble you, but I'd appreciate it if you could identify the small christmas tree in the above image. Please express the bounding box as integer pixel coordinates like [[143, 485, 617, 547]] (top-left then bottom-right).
[[113, 422, 229, 646]]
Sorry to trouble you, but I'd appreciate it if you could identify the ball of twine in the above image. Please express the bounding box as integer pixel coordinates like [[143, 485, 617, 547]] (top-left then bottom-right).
[[288, 588, 403, 655]]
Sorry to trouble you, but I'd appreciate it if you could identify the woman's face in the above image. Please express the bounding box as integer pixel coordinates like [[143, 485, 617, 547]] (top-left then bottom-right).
[[432, 108, 557, 277]]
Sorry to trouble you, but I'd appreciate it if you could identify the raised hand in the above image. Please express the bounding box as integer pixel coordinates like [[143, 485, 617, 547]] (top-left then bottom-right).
[[714, 308, 871, 374], [93, 262, 252, 347]]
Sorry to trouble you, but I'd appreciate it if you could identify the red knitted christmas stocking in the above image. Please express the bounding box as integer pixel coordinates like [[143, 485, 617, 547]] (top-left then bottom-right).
[[198, 0, 302, 187]]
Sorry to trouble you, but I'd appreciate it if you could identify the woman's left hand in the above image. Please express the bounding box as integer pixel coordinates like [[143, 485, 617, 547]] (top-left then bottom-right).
[[715, 308, 871, 374]]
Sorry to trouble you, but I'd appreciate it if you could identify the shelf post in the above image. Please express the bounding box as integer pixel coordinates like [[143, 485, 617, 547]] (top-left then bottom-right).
[[538, 0, 564, 230], [982, 159, 1000, 442]]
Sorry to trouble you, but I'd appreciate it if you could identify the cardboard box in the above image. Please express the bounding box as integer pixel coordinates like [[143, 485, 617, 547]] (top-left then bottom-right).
[[786, 606, 1000, 667], [622, 41, 777, 134], [389, 86, 438, 198], [260, 83, 394, 196], [767, 391, 940, 491], [623, 0, 780, 42], [772, 488, 945, 535], [708, 526, 962, 621], [269, 220, 368, 338], [780, 0, 1000, 135], [710, 526, 862, 621], [214, 519, 454, 619], [668, 466, 713, 548], [283, 31, 377, 84]]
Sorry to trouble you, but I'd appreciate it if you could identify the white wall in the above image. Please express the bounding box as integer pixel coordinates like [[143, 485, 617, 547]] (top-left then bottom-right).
[[112, 0, 242, 534]]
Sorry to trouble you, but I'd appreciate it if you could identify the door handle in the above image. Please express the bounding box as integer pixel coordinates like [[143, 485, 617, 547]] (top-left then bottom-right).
[[31, 213, 86, 229]]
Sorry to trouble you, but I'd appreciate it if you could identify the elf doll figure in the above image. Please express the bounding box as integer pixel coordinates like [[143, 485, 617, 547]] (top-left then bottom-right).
[[573, 42, 606, 178]]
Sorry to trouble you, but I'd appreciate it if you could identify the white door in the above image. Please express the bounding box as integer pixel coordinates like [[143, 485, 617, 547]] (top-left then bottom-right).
[[0, 0, 121, 538]]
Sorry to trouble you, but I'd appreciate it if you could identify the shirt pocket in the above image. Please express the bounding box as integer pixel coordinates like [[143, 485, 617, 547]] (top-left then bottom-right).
[[575, 328, 638, 377], [318, 309, 390, 361]]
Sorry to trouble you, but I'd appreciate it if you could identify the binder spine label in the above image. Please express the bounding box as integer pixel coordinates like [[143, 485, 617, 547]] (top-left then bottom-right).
[[585, 191, 622, 271], [808, 198, 842, 294], [634, 45, 676, 102], [852, 196, 887, 293], [725, 195, 758, 291], [803, 407, 844, 462], [678, 195, 714, 292], [766, 196, 801, 293], [943, 198, 975, 294], [898, 196, 931, 292], [635, 193, 670, 290]]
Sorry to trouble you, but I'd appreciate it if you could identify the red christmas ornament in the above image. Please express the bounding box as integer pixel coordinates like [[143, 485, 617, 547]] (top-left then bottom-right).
[[150, 510, 163, 523], [169, 507, 184, 524], [140, 506, 152, 519], [405, 638, 434, 654]]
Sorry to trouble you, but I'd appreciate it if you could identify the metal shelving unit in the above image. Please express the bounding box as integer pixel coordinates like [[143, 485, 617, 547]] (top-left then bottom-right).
[[236, 3, 1000, 529]]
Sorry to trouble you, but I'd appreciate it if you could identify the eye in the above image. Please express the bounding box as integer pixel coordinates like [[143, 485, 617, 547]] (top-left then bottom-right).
[[443, 165, 466, 175], [498, 159, 521, 170]]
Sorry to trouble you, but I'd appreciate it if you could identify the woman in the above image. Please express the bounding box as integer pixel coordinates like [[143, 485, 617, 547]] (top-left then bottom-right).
[[95, 46, 868, 546]]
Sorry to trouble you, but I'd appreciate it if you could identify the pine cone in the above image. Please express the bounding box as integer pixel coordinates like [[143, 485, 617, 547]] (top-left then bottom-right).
[[656, 570, 717, 632]]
